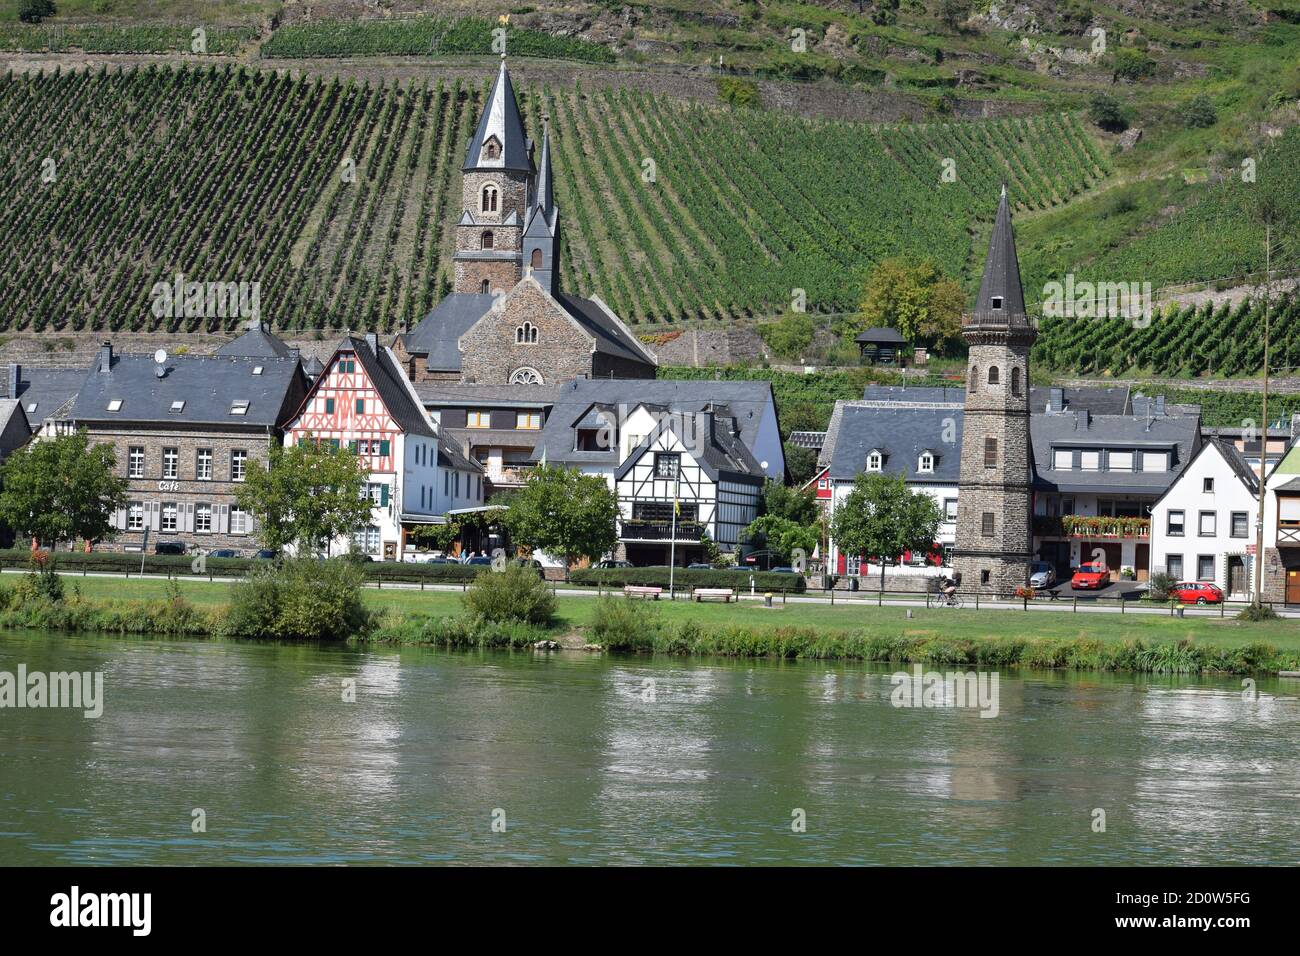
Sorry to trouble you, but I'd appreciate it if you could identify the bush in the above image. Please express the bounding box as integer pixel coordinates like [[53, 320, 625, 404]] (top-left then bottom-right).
[[1237, 602, 1280, 622], [717, 76, 760, 109], [1110, 47, 1156, 82], [14, 551, 64, 603], [463, 564, 556, 625], [1088, 92, 1128, 133], [1183, 95, 1217, 129], [223, 558, 372, 640], [569, 566, 807, 593], [591, 596, 658, 652], [18, 0, 56, 24], [758, 312, 815, 360], [1147, 571, 1176, 602]]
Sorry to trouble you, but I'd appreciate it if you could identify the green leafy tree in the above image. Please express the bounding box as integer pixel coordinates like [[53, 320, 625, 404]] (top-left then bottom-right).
[[1109, 47, 1156, 82], [18, 0, 56, 24], [759, 311, 815, 360], [1088, 92, 1128, 132], [743, 514, 819, 566], [859, 257, 966, 353], [762, 478, 819, 525], [1182, 94, 1216, 129], [784, 443, 819, 485], [236, 439, 371, 556], [503, 465, 619, 576], [0, 430, 125, 547], [830, 472, 941, 594], [934, 0, 968, 32]]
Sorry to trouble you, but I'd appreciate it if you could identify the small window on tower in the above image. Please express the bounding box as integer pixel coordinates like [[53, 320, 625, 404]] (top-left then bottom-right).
[[481, 231, 494, 250], [531, 248, 543, 270], [988, 366, 1000, 385], [992, 296, 1004, 310], [480, 279, 490, 294], [481, 184, 498, 213]]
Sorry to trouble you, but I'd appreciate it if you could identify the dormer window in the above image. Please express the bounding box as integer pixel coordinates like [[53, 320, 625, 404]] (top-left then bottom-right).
[[481, 183, 499, 213], [482, 137, 501, 161], [992, 296, 1004, 310], [866, 449, 883, 472], [918, 452, 934, 474]]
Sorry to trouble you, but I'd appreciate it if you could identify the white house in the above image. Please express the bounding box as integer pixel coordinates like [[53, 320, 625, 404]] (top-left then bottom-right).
[[1148, 439, 1259, 598], [282, 334, 483, 559]]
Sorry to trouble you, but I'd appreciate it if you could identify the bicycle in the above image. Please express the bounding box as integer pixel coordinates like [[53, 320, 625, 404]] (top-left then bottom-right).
[[939, 592, 964, 609]]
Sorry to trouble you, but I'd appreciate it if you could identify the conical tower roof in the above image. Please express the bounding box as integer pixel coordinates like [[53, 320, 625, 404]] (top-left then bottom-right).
[[974, 186, 1027, 317], [463, 58, 533, 173]]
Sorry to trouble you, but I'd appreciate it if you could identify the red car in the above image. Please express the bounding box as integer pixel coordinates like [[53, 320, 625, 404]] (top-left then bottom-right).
[[1170, 582, 1224, 605], [1070, 562, 1109, 590]]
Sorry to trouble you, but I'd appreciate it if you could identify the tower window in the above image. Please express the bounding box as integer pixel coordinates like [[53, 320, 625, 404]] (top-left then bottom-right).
[[981, 513, 995, 535], [479, 279, 490, 294], [1011, 366, 1022, 397], [988, 366, 1000, 385], [984, 436, 998, 468], [992, 296, 1004, 310], [483, 137, 501, 160], [969, 366, 978, 393], [481, 230, 494, 250], [481, 184, 498, 213], [531, 248, 543, 269]]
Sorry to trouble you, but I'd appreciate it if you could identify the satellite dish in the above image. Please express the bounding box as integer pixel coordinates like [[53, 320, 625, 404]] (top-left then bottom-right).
[[154, 349, 168, 365]]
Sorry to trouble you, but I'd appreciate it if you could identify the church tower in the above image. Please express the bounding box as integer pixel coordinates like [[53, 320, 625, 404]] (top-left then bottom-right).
[[454, 58, 534, 295], [952, 188, 1036, 593], [522, 122, 560, 295]]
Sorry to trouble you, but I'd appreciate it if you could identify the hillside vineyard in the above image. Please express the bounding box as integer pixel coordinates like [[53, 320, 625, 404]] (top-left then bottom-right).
[[0, 64, 1106, 333]]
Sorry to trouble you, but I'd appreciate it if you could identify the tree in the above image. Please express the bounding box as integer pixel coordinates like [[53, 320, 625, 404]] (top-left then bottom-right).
[[742, 514, 819, 566], [784, 443, 819, 485], [830, 472, 941, 595], [758, 311, 815, 360], [762, 478, 818, 525], [0, 430, 125, 547], [1182, 94, 1216, 129], [859, 257, 965, 353], [1087, 92, 1128, 133], [237, 439, 371, 556], [503, 465, 619, 576], [18, 0, 56, 24], [1109, 47, 1156, 83]]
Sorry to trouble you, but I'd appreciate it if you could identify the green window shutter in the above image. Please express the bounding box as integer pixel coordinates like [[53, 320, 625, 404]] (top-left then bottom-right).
[[330, 438, 339, 450], [380, 485, 390, 506], [349, 441, 358, 453], [325, 398, 335, 414], [356, 399, 365, 414], [380, 439, 390, 457]]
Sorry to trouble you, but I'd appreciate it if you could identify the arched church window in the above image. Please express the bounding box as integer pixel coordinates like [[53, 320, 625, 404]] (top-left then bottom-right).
[[988, 366, 1000, 386], [479, 279, 490, 294], [481, 184, 498, 213], [531, 248, 543, 269], [1011, 366, 1022, 397], [481, 231, 494, 250], [509, 367, 543, 385], [515, 322, 538, 344]]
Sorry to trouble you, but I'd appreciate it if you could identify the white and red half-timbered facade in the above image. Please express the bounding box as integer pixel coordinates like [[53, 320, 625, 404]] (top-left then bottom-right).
[[283, 334, 483, 559]]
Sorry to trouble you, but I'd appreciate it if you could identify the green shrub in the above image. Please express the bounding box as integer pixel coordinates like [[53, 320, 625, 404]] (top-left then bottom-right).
[[1088, 92, 1128, 132], [463, 564, 556, 625], [223, 558, 372, 640], [591, 596, 658, 651], [717, 76, 761, 110], [1147, 571, 1176, 602], [1237, 602, 1280, 622], [1183, 94, 1217, 129], [758, 311, 815, 359], [369, 613, 550, 648]]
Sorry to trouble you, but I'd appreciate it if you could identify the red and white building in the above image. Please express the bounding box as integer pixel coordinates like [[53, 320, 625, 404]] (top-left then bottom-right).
[[283, 334, 483, 559]]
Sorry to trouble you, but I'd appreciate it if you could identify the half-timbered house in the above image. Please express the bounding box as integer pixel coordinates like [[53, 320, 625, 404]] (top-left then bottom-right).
[[282, 334, 482, 559]]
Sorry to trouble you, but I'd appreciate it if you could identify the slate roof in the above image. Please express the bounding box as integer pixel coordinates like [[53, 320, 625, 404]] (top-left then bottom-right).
[[532, 378, 777, 467], [861, 385, 965, 405], [400, 285, 655, 373], [973, 187, 1027, 318], [788, 430, 826, 450], [0, 399, 30, 457], [854, 327, 906, 344], [71, 352, 303, 428], [463, 60, 533, 174], [1029, 385, 1130, 416], [417, 382, 560, 408], [1217, 438, 1261, 493], [0, 366, 88, 424], [614, 408, 764, 484], [823, 402, 963, 482], [341, 337, 438, 440], [1031, 406, 1202, 495], [214, 320, 295, 359]]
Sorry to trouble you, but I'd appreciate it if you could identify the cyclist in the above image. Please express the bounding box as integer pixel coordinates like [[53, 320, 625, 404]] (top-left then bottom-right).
[[938, 571, 961, 605]]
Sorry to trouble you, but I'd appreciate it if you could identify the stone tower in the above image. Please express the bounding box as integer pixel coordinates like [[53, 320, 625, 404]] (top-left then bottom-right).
[[952, 187, 1037, 593], [522, 123, 560, 295], [453, 57, 535, 295]]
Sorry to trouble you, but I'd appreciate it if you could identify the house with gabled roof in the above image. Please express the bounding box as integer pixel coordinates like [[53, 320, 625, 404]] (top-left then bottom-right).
[[282, 334, 483, 559], [392, 59, 656, 386]]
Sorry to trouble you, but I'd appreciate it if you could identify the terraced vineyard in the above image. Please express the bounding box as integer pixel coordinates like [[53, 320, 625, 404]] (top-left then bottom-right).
[[0, 64, 1107, 334], [1034, 294, 1300, 379]]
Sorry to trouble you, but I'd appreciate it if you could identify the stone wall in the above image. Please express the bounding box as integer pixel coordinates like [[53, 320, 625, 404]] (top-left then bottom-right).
[[458, 279, 594, 385]]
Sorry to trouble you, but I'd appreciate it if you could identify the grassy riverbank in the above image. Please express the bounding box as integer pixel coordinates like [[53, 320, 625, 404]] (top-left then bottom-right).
[[8, 574, 1300, 675]]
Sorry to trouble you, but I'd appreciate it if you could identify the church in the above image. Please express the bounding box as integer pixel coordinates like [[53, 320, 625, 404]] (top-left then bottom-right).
[[393, 58, 657, 386]]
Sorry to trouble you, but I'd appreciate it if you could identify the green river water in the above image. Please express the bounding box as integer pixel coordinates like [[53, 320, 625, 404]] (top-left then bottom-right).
[[1, 631, 1297, 865]]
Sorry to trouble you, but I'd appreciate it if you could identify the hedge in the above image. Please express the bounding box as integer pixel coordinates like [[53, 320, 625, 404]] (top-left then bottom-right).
[[569, 566, 806, 593], [0, 550, 482, 583]]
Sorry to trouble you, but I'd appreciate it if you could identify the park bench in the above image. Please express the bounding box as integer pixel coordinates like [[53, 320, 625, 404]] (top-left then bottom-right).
[[624, 585, 662, 600], [692, 587, 735, 603]]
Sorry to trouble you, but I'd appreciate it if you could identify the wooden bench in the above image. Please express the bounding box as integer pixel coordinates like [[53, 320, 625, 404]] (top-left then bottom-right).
[[692, 587, 735, 603], [624, 585, 662, 600]]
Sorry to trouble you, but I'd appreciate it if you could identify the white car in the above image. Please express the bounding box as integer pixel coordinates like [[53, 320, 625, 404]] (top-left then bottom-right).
[[1029, 561, 1057, 589]]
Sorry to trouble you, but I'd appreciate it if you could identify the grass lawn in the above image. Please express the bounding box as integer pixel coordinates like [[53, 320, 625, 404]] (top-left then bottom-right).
[[57, 574, 1300, 654]]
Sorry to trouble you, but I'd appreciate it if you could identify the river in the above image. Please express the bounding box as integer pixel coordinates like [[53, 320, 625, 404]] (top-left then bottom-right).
[[1, 631, 1298, 865]]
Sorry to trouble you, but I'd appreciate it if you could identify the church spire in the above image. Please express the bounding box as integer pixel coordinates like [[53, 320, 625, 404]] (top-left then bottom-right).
[[463, 58, 533, 174], [534, 119, 553, 215], [973, 185, 1027, 319]]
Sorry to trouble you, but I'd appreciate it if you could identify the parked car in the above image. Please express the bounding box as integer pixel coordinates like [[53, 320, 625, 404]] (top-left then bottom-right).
[[1070, 562, 1109, 590], [593, 559, 633, 569], [768, 566, 798, 574], [686, 562, 714, 570], [253, 549, 279, 560], [1170, 581, 1224, 605], [463, 556, 493, 567], [424, 557, 456, 565], [207, 549, 240, 559], [511, 558, 546, 578], [1029, 561, 1057, 589], [154, 541, 187, 555]]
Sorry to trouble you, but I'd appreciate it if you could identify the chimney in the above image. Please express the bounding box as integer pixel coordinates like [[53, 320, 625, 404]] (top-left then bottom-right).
[[1048, 387, 1064, 413], [99, 342, 113, 373], [6, 363, 18, 400], [1155, 395, 1166, 417], [364, 332, 379, 355]]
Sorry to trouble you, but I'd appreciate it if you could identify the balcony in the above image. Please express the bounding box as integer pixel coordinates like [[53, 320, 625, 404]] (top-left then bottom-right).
[[488, 464, 535, 487], [620, 519, 706, 542], [1034, 515, 1150, 539]]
